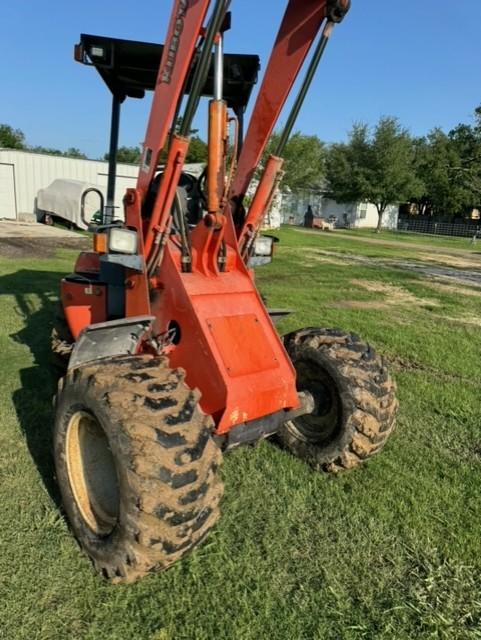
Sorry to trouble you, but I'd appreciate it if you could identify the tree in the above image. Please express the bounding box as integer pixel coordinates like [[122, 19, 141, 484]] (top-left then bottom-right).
[[104, 140, 207, 166], [0, 122, 86, 158], [31, 146, 88, 159], [0, 124, 26, 149], [104, 146, 142, 164], [185, 135, 207, 163], [448, 106, 481, 204], [172, 118, 207, 163], [107, 117, 208, 166], [408, 106, 481, 218], [326, 117, 422, 231], [160, 120, 208, 164], [413, 129, 466, 216], [64, 147, 87, 159], [30, 146, 64, 156], [266, 131, 325, 191]]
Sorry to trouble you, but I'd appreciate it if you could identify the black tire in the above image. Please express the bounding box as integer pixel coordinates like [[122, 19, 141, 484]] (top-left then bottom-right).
[[42, 213, 54, 225], [279, 328, 397, 473], [51, 303, 73, 376], [53, 355, 223, 583]]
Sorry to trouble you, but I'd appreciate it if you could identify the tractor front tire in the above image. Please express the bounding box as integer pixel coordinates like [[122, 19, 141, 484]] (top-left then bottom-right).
[[53, 355, 223, 583], [279, 328, 397, 473]]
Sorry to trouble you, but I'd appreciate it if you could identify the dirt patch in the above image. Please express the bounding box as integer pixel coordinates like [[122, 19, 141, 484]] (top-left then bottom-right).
[[440, 313, 481, 328], [335, 278, 481, 327], [393, 260, 481, 288], [388, 355, 432, 374], [282, 247, 348, 267], [330, 279, 439, 311], [350, 279, 439, 308], [388, 355, 480, 387], [300, 249, 348, 267], [422, 281, 481, 298], [330, 300, 390, 311], [284, 245, 481, 289], [294, 228, 481, 257], [418, 253, 481, 270], [0, 237, 89, 259]]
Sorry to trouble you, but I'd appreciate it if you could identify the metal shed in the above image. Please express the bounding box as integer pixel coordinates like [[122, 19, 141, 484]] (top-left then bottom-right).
[[0, 149, 203, 222]]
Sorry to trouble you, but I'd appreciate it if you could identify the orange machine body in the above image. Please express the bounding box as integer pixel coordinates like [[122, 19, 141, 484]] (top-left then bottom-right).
[[124, 188, 298, 434], [62, 0, 338, 435], [61, 211, 299, 435], [62, 280, 107, 338], [152, 248, 298, 433]]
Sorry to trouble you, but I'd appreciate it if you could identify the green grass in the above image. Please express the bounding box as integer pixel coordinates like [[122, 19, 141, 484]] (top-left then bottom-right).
[[288, 227, 481, 262], [336, 227, 481, 251], [1, 229, 481, 639]]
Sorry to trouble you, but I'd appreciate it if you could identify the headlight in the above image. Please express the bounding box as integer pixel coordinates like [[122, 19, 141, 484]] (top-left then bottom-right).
[[108, 228, 138, 254], [90, 46, 106, 60]]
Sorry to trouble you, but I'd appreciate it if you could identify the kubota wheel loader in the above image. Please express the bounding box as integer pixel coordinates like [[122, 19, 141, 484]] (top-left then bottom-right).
[[52, 0, 397, 583]]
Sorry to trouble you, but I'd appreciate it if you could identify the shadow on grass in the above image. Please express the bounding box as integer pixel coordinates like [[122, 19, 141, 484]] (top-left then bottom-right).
[[2, 268, 67, 507]]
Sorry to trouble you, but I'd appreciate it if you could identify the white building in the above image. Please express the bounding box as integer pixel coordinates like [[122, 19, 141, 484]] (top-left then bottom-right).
[[0, 150, 398, 230], [281, 189, 399, 230], [0, 150, 138, 221], [0, 149, 203, 222]]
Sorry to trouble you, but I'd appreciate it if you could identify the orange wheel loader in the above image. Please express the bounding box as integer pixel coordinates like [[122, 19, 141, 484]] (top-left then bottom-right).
[[51, 0, 397, 583]]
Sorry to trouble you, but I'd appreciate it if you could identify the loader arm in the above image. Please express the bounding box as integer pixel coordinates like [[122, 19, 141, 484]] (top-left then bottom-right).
[[232, 0, 350, 253], [136, 0, 211, 197], [129, 0, 350, 261], [230, 0, 329, 204]]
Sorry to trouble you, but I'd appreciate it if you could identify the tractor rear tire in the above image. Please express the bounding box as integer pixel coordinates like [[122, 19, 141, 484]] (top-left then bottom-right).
[[51, 303, 73, 376], [279, 328, 397, 473], [53, 355, 223, 583]]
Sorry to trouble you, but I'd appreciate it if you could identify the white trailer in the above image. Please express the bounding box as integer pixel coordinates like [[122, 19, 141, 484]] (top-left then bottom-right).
[[0, 149, 204, 225], [0, 149, 139, 222]]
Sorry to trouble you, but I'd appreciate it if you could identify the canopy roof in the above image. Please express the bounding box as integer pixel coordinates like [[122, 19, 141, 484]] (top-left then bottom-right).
[[76, 33, 260, 111]]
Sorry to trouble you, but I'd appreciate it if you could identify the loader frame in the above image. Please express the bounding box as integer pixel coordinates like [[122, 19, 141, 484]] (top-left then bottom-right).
[[62, 0, 350, 436]]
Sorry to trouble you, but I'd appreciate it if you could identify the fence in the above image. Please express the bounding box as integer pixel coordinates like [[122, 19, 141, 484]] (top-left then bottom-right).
[[397, 217, 481, 239]]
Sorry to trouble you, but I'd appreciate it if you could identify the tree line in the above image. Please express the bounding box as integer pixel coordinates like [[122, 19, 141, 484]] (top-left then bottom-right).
[[0, 122, 207, 165], [325, 106, 481, 230], [2, 104, 481, 231], [0, 124, 88, 160], [269, 105, 481, 231]]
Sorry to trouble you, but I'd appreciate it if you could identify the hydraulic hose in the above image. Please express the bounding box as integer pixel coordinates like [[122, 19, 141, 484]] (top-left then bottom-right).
[[276, 19, 333, 156], [275, 0, 351, 156]]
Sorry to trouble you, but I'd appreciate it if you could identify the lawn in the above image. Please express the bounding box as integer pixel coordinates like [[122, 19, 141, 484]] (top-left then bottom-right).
[[336, 227, 480, 252], [0, 229, 481, 639]]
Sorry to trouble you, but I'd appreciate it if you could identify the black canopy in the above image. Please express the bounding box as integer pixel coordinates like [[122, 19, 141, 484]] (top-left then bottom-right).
[[76, 33, 260, 111]]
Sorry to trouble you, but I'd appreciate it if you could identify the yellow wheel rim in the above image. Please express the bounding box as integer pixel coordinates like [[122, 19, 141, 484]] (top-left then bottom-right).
[[65, 411, 120, 536]]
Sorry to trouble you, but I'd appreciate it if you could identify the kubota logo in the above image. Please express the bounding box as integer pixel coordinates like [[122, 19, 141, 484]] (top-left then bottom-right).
[[159, 0, 190, 84]]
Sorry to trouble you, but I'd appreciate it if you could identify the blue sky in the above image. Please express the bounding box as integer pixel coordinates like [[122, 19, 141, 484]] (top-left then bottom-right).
[[1, 0, 480, 159]]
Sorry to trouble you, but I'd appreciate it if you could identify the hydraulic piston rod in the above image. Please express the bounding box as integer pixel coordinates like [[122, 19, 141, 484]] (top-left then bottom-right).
[[207, 34, 227, 214], [180, 0, 230, 137]]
